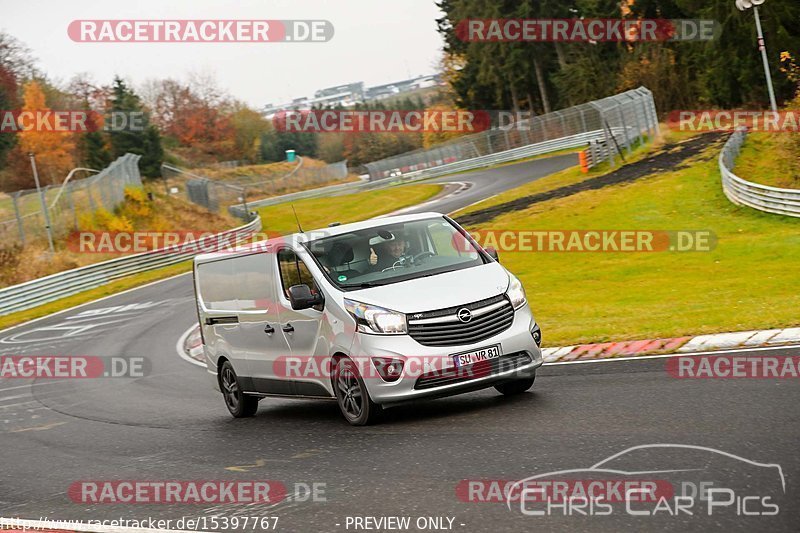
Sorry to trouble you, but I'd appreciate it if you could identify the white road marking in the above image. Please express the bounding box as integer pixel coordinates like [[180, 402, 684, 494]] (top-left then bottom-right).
[[546, 343, 800, 366], [380, 181, 471, 216], [176, 324, 206, 368], [0, 272, 192, 336]]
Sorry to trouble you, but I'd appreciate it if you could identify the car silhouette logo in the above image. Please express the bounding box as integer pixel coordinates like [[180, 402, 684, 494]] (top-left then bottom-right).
[[457, 308, 472, 323]]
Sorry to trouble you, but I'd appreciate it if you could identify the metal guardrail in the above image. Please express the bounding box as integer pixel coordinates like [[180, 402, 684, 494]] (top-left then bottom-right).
[[398, 128, 630, 181], [364, 87, 657, 180], [164, 157, 348, 218], [0, 217, 263, 316], [719, 129, 800, 218], [246, 128, 632, 211]]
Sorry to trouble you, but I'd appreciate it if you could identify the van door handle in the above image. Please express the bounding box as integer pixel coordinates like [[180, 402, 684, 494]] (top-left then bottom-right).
[[282, 324, 294, 333], [264, 324, 275, 334]]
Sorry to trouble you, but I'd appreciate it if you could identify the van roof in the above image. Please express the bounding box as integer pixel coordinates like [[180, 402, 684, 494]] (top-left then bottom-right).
[[194, 211, 445, 264]]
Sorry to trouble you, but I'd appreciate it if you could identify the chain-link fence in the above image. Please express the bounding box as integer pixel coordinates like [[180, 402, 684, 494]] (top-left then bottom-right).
[[0, 153, 143, 247], [363, 87, 658, 180], [163, 158, 349, 219]]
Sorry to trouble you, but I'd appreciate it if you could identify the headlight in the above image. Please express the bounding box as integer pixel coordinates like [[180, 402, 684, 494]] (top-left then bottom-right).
[[344, 299, 407, 335], [506, 274, 527, 310]]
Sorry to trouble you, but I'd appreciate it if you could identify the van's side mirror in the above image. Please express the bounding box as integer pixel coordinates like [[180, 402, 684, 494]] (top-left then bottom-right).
[[485, 247, 499, 262], [288, 284, 323, 310]]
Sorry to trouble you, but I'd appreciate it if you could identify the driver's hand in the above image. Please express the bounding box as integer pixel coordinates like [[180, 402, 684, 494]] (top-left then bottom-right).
[[369, 247, 377, 265]]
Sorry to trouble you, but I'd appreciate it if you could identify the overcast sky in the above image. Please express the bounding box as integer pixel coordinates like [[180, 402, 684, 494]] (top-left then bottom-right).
[[0, 0, 445, 107]]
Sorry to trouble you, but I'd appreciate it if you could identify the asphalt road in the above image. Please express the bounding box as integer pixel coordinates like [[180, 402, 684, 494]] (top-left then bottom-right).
[[403, 152, 578, 216], [1, 153, 798, 533]]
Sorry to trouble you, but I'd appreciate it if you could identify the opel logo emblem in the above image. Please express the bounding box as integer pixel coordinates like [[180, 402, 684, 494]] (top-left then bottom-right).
[[457, 308, 472, 323]]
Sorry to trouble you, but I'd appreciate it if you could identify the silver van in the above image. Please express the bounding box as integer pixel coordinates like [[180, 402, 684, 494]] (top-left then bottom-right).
[[193, 212, 543, 425]]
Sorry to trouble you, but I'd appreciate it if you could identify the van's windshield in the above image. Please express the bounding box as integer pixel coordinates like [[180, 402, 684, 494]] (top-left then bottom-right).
[[303, 217, 488, 290]]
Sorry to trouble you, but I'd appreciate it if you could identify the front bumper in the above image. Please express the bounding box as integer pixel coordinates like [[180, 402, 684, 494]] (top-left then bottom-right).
[[350, 304, 542, 406]]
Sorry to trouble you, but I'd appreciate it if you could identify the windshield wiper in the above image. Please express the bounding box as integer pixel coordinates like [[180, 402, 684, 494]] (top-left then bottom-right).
[[339, 281, 388, 288], [417, 269, 460, 278]]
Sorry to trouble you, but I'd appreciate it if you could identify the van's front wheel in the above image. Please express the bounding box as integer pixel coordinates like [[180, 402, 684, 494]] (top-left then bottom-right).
[[333, 357, 381, 426], [494, 374, 536, 396], [220, 361, 259, 418]]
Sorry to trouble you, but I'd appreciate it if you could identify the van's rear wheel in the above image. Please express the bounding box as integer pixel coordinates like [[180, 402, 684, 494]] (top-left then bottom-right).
[[220, 361, 259, 418], [333, 357, 381, 426], [494, 374, 536, 396]]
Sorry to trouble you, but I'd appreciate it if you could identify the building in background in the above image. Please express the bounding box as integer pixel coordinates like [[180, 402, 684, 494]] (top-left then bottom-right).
[[261, 75, 443, 118]]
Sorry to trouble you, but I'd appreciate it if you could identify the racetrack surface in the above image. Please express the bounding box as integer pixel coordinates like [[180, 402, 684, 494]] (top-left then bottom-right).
[[1, 152, 798, 532]]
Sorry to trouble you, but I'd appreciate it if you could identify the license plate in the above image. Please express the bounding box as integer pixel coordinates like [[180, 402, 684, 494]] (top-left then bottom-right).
[[452, 345, 502, 368]]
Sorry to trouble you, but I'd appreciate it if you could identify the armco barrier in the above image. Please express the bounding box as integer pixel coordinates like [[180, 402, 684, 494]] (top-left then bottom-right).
[[243, 88, 656, 211], [719, 129, 800, 218], [244, 128, 630, 213], [364, 86, 657, 180], [395, 128, 625, 181], [0, 217, 262, 316]]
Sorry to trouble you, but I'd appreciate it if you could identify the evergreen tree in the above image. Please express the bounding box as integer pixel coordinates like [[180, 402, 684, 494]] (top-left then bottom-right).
[[107, 76, 163, 177]]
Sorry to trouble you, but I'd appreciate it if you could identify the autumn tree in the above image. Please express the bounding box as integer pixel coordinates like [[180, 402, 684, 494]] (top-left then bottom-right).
[[229, 104, 271, 162], [15, 80, 75, 185], [0, 64, 17, 168]]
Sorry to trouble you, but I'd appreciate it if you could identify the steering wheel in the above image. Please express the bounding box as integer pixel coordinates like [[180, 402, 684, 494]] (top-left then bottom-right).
[[412, 251, 435, 264], [381, 258, 406, 272]]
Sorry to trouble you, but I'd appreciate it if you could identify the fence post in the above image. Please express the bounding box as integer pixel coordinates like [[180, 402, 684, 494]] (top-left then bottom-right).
[[628, 94, 645, 147], [602, 115, 616, 168], [617, 103, 632, 153], [11, 192, 25, 246], [29, 153, 55, 253], [556, 111, 566, 137], [65, 185, 78, 229], [642, 89, 660, 137], [579, 108, 588, 134], [520, 117, 531, 145]]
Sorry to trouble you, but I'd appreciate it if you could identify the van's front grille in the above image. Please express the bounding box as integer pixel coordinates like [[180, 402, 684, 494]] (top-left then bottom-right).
[[407, 294, 514, 347], [414, 351, 532, 390]]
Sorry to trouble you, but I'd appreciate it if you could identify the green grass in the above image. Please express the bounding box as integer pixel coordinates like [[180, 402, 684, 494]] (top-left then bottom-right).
[[453, 132, 664, 217], [256, 183, 443, 234], [734, 132, 800, 189], [470, 144, 800, 346], [0, 260, 193, 331], [0, 183, 442, 331]]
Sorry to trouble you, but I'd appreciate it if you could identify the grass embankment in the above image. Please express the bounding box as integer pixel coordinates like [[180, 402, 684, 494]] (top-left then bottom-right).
[[0, 183, 443, 331], [454, 128, 672, 218], [0, 186, 236, 288], [256, 183, 443, 234], [187, 158, 360, 202], [734, 132, 800, 189], [0, 261, 192, 331], [464, 130, 800, 346]]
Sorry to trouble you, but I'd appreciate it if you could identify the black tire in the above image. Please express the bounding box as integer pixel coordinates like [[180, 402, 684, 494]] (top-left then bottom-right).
[[333, 357, 382, 426], [219, 360, 259, 418], [494, 374, 536, 396]]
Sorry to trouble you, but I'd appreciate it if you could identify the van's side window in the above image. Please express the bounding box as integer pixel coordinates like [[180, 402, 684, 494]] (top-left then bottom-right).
[[277, 248, 318, 299], [233, 253, 272, 311], [197, 259, 237, 311]]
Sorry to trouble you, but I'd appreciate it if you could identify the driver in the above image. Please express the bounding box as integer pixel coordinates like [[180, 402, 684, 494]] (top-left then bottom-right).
[[369, 237, 407, 271]]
